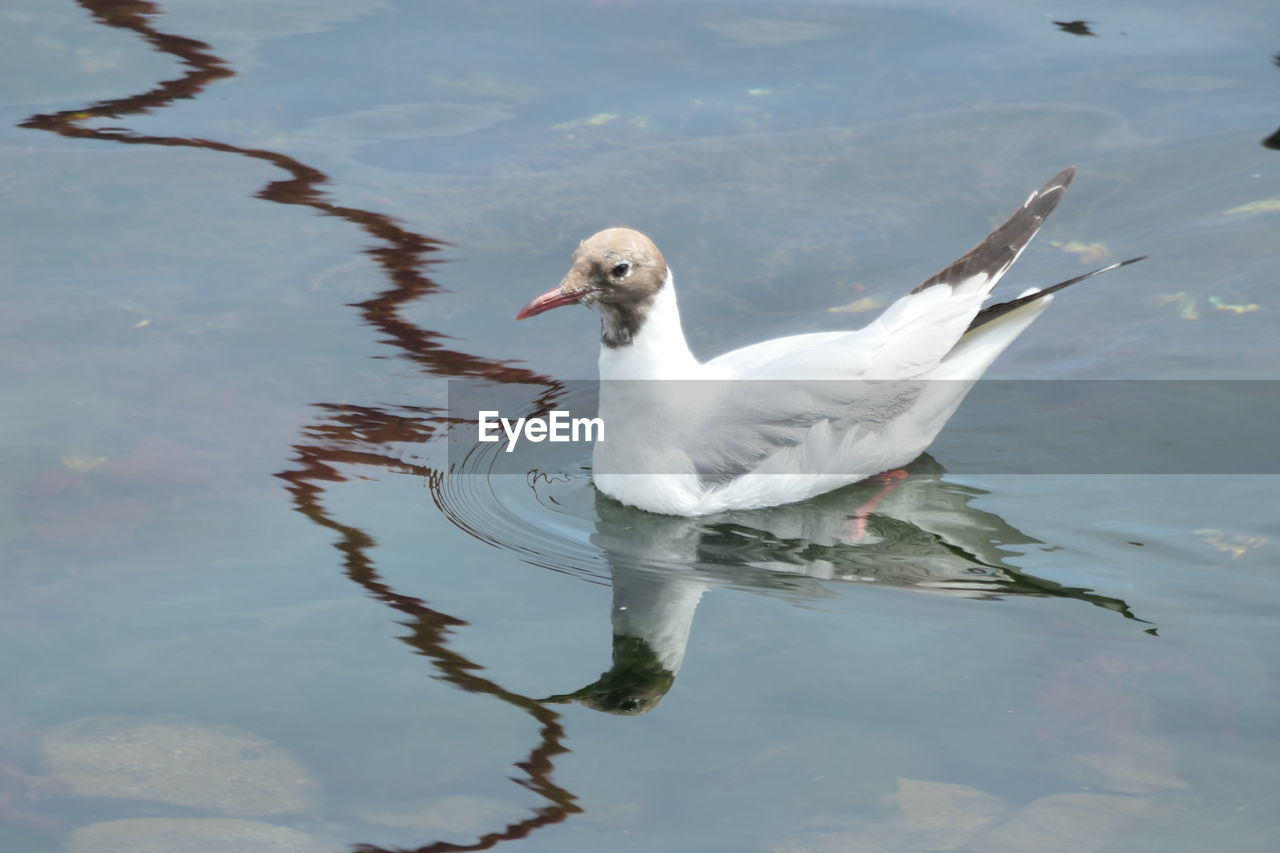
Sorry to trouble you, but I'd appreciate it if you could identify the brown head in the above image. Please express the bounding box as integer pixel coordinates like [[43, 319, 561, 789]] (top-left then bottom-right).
[[517, 227, 669, 348]]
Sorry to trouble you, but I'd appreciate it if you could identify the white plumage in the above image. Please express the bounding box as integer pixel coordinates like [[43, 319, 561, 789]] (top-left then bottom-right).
[[518, 167, 1141, 516]]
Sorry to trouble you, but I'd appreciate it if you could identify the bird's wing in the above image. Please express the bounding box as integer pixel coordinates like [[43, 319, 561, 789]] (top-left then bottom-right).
[[683, 168, 1080, 487], [707, 167, 1077, 382], [644, 375, 952, 488]]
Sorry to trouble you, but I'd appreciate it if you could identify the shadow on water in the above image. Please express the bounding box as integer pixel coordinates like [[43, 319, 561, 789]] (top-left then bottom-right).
[[1052, 20, 1098, 38], [20, 0, 1158, 846], [21, 2, 574, 851], [1264, 53, 1280, 150]]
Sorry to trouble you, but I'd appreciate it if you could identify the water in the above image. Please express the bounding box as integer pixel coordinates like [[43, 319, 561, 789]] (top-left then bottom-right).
[[2, 1, 1278, 851]]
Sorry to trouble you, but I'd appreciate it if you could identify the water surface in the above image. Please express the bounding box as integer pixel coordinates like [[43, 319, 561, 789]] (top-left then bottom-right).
[[2, 1, 1278, 851]]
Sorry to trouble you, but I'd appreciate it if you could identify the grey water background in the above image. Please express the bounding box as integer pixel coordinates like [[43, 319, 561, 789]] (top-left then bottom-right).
[[2, 1, 1278, 851]]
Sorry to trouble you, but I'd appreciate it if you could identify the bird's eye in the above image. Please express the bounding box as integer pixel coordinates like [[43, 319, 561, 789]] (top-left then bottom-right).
[[611, 262, 631, 278]]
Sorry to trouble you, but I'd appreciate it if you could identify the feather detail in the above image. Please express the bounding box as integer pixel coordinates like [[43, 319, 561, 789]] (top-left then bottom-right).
[[965, 256, 1147, 333], [910, 166, 1077, 297]]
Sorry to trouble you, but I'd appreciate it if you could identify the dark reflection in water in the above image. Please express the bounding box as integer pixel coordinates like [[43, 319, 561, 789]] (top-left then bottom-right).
[[22, 2, 573, 851], [1053, 20, 1098, 38], [1264, 53, 1280, 150]]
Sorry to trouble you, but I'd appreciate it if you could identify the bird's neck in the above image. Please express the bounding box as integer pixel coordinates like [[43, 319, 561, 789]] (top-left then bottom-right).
[[609, 569, 707, 674], [598, 273, 700, 380]]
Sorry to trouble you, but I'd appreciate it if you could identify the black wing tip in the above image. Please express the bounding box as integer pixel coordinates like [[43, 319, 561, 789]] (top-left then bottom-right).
[[964, 253, 1148, 333], [910, 167, 1080, 296], [1033, 166, 1076, 204]]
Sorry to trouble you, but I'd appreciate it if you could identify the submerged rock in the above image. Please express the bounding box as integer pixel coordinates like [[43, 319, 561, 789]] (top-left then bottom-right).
[[772, 778, 1005, 852], [42, 715, 319, 816], [969, 793, 1150, 853], [356, 794, 526, 834], [66, 818, 337, 853], [886, 778, 1005, 848]]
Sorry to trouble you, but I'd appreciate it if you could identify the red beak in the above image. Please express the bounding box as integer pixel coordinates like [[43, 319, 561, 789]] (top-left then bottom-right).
[[516, 286, 588, 320]]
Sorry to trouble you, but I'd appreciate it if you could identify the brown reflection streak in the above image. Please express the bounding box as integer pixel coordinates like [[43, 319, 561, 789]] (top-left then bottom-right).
[[280, 441, 579, 853], [22, 1, 575, 850]]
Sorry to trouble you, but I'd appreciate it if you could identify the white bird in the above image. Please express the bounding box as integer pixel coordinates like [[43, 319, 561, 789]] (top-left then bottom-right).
[[517, 167, 1142, 516]]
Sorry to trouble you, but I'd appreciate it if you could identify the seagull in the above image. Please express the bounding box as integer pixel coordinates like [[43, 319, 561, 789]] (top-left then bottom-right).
[[517, 167, 1143, 516]]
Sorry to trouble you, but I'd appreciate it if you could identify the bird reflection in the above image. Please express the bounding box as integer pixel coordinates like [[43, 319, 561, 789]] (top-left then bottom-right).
[[540, 455, 1148, 715]]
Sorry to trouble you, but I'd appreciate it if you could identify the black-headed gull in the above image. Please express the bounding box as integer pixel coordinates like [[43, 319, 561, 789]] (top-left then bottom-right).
[[518, 167, 1142, 516]]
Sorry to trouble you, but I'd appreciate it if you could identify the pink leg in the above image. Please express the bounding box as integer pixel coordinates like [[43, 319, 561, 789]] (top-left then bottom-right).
[[847, 469, 909, 541]]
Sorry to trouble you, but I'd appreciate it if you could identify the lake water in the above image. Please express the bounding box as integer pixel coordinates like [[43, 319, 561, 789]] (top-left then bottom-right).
[[2, 1, 1278, 851]]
